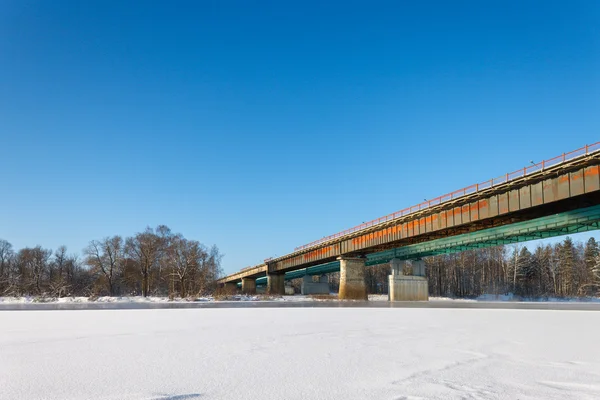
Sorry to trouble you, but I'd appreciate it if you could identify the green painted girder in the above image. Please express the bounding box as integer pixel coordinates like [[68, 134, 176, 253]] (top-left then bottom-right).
[[371, 205, 600, 263], [252, 205, 600, 286], [255, 261, 339, 286]]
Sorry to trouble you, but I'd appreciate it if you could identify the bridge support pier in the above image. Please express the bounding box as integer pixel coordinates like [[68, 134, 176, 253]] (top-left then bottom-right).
[[267, 272, 285, 295], [389, 259, 428, 301], [390, 258, 406, 276], [338, 256, 367, 300], [241, 277, 256, 295]]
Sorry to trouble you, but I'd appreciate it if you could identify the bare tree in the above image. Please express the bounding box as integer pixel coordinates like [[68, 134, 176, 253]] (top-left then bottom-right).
[[16, 246, 52, 295], [85, 236, 124, 296], [0, 239, 14, 293], [168, 235, 202, 298], [126, 227, 162, 297], [155, 225, 174, 295], [49, 246, 70, 297], [197, 244, 223, 295]]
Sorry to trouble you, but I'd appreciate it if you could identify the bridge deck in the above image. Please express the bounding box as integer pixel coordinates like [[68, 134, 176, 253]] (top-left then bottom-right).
[[219, 143, 600, 284], [250, 204, 600, 286]]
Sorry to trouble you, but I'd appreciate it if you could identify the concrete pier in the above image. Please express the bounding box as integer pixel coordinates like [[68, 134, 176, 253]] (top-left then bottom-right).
[[267, 273, 285, 295], [388, 258, 428, 301], [389, 275, 429, 301], [241, 277, 256, 294], [338, 256, 367, 300]]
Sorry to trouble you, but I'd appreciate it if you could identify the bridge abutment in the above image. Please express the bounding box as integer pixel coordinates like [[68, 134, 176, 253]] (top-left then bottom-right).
[[241, 277, 256, 294], [267, 272, 285, 295], [338, 256, 367, 300], [389, 258, 429, 301]]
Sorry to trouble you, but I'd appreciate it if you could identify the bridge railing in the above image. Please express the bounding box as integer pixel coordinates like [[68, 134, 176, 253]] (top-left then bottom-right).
[[294, 141, 600, 252]]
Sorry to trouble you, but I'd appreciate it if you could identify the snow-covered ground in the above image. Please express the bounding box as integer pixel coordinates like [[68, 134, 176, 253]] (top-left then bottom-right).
[[0, 296, 215, 304], [2, 294, 598, 304], [0, 295, 289, 304], [1, 308, 599, 400]]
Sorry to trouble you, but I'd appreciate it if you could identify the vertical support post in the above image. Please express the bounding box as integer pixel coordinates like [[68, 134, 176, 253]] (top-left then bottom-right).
[[266, 272, 285, 295], [389, 259, 429, 301], [389, 258, 404, 301], [338, 256, 367, 300], [390, 258, 405, 276], [241, 277, 256, 295]]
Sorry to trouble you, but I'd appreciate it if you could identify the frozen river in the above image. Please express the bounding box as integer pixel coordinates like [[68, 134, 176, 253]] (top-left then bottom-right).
[[1, 307, 600, 399]]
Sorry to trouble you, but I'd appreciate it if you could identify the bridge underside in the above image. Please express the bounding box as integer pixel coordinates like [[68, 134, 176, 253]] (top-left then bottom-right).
[[250, 203, 600, 286]]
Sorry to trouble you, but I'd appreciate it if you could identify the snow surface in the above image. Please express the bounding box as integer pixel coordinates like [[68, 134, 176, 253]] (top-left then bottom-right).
[[0, 296, 222, 304], [1, 308, 600, 400], [2, 294, 598, 304]]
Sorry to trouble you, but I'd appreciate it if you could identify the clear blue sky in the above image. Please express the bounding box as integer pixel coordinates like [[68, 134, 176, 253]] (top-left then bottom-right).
[[1, 1, 598, 273]]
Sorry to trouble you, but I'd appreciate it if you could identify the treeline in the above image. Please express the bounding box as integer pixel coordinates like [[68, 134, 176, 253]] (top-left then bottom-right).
[[362, 236, 600, 298], [426, 237, 600, 298], [0, 225, 223, 298]]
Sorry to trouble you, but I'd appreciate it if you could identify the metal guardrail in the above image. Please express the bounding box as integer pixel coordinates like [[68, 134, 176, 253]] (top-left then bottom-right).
[[294, 141, 600, 252]]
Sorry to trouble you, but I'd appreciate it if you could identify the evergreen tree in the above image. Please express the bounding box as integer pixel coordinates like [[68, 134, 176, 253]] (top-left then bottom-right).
[[584, 238, 599, 278], [592, 254, 600, 282], [532, 245, 551, 297], [515, 247, 535, 296], [558, 237, 576, 296]]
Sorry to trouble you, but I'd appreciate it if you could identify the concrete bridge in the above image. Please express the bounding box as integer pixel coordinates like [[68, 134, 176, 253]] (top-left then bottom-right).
[[219, 142, 600, 300]]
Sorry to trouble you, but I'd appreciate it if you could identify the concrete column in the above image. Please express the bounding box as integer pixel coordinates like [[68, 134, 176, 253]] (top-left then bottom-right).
[[223, 282, 237, 294], [241, 277, 256, 294], [389, 259, 428, 301], [390, 258, 406, 276], [338, 256, 367, 300], [389, 275, 429, 301], [266, 273, 285, 295], [412, 260, 426, 277], [389, 258, 404, 301]]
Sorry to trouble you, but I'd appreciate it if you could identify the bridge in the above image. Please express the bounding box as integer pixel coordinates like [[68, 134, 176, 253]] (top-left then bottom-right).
[[219, 142, 600, 300]]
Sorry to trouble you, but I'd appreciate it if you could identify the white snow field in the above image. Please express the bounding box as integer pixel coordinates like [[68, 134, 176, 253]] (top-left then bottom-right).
[[1, 308, 600, 400]]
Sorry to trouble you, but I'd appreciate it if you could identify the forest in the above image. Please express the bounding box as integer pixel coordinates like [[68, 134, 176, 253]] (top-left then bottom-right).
[[0, 225, 223, 298]]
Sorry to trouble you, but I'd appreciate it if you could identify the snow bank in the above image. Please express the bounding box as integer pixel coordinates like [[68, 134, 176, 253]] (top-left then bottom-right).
[[1, 294, 598, 304], [0, 296, 212, 304], [476, 293, 600, 303], [0, 294, 315, 304]]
